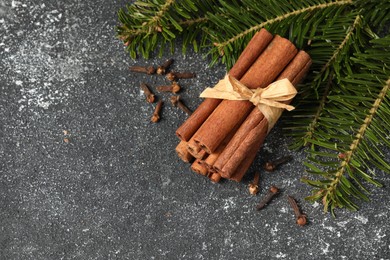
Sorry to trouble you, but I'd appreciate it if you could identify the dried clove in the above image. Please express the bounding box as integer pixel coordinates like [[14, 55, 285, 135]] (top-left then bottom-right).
[[287, 195, 307, 226], [256, 185, 279, 210], [170, 96, 192, 115], [151, 100, 163, 123], [130, 65, 156, 75], [166, 71, 196, 81], [140, 83, 155, 103], [157, 58, 174, 75], [248, 171, 260, 195], [156, 81, 181, 93], [264, 155, 293, 172]]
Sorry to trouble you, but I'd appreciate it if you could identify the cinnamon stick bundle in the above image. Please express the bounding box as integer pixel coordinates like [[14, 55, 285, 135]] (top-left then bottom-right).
[[176, 29, 273, 166], [193, 35, 298, 154], [175, 28, 312, 185]]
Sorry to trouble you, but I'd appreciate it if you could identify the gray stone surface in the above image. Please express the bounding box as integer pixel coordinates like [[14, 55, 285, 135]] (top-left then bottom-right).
[[0, 1, 389, 259]]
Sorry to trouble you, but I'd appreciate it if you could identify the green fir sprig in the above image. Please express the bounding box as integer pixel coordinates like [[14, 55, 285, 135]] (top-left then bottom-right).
[[117, 0, 390, 215]]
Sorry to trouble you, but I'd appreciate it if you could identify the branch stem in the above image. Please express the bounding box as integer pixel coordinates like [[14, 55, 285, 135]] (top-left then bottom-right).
[[325, 78, 390, 208], [214, 0, 353, 52]]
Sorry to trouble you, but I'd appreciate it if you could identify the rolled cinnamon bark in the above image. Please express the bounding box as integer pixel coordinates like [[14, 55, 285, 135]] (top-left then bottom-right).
[[202, 122, 241, 170], [278, 51, 312, 86], [175, 141, 194, 163], [193, 35, 298, 154], [217, 51, 312, 181], [191, 159, 209, 176], [213, 109, 265, 175], [209, 172, 222, 183], [220, 115, 268, 180], [175, 29, 273, 142], [190, 123, 240, 179], [176, 98, 220, 141]]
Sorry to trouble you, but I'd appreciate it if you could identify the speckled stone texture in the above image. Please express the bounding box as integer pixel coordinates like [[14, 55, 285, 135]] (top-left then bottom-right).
[[1, 1, 389, 259]]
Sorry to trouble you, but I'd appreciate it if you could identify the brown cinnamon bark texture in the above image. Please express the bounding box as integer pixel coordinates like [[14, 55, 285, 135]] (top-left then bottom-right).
[[193, 35, 298, 154], [230, 122, 268, 182], [175, 141, 194, 163], [202, 122, 241, 170], [191, 159, 209, 176], [221, 116, 268, 180], [213, 109, 265, 176], [175, 29, 273, 142], [209, 172, 222, 183], [277, 51, 312, 86]]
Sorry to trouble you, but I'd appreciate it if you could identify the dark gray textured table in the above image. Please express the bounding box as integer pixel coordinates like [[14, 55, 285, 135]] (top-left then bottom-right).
[[1, 1, 389, 259]]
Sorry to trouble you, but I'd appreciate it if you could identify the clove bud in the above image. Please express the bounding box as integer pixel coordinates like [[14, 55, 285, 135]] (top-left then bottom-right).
[[157, 58, 174, 75], [130, 65, 156, 75], [156, 82, 181, 94], [264, 155, 293, 172], [256, 185, 280, 210], [248, 171, 260, 195], [166, 71, 196, 81], [151, 100, 163, 123], [287, 195, 307, 226], [140, 83, 155, 103]]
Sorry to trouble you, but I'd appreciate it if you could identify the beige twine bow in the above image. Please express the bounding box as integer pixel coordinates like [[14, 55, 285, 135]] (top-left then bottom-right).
[[200, 74, 297, 132]]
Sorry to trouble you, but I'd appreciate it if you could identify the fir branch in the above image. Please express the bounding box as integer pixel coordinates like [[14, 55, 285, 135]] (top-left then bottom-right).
[[206, 0, 355, 69], [286, 12, 365, 148], [302, 35, 390, 215], [213, 0, 353, 53], [319, 78, 390, 214], [299, 14, 363, 143], [303, 74, 334, 147], [123, 0, 175, 36], [179, 17, 208, 26], [318, 15, 361, 78], [117, 0, 211, 58], [150, 0, 175, 25], [357, 0, 390, 31]]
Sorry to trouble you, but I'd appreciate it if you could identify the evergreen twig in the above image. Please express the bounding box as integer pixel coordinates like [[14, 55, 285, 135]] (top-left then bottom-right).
[[116, 0, 390, 215]]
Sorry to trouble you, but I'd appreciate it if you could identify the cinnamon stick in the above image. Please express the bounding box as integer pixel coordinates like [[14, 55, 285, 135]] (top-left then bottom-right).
[[191, 159, 209, 176], [230, 129, 268, 182], [202, 122, 241, 170], [190, 124, 240, 180], [175, 99, 221, 142], [228, 29, 276, 80], [217, 51, 312, 181], [209, 172, 222, 183], [175, 29, 273, 142], [193, 35, 298, 154], [278, 50, 312, 86], [221, 115, 268, 180], [187, 138, 207, 160], [175, 141, 194, 163], [213, 109, 265, 176]]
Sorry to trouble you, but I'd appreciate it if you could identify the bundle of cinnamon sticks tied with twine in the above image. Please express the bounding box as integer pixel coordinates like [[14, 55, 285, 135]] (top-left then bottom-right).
[[175, 29, 312, 183]]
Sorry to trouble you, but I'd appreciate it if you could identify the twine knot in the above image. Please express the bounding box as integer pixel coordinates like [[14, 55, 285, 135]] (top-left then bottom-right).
[[200, 74, 298, 132]]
